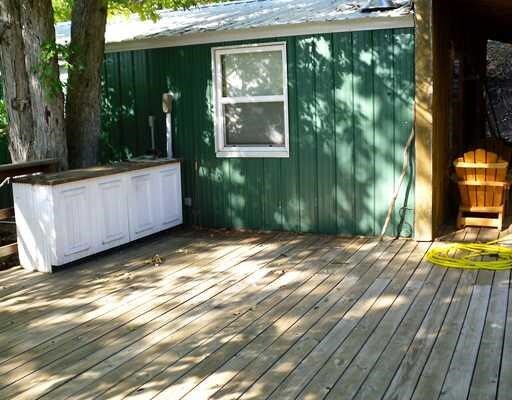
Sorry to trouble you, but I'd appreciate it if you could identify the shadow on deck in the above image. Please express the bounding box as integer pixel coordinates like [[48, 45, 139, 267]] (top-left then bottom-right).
[[438, 216, 512, 243], [0, 228, 510, 400]]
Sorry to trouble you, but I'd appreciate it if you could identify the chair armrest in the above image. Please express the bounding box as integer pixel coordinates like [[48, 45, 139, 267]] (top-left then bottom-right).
[[458, 181, 509, 187]]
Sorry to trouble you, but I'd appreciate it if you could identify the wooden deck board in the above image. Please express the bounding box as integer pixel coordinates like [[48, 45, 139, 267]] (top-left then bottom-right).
[[381, 269, 462, 400], [0, 233, 276, 373], [98, 244, 362, 400], [437, 278, 492, 400], [0, 232, 288, 392], [468, 270, 509, 400], [323, 251, 446, 400], [498, 268, 512, 400], [411, 268, 478, 400], [0, 229, 195, 302], [263, 241, 420, 400], [0, 231, 263, 329], [126, 239, 385, 400], [0, 235, 261, 350], [355, 267, 460, 400], [198, 240, 407, 400], [1, 234, 298, 399], [43, 235, 334, 399], [295, 242, 428, 400], [71, 236, 347, 400], [0, 228, 509, 400]]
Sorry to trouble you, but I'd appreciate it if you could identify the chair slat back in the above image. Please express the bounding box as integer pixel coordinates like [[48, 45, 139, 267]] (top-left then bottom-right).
[[454, 149, 508, 208]]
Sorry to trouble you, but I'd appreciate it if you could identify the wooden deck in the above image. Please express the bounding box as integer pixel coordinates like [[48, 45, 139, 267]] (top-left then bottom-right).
[[0, 227, 510, 399]]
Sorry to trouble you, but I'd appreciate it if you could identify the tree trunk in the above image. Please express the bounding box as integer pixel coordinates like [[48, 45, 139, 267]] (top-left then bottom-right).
[[0, 0, 35, 162], [0, 0, 67, 169], [66, 0, 107, 169], [20, 0, 67, 169]]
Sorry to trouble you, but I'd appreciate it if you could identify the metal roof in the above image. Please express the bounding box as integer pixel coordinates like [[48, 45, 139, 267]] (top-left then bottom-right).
[[56, 0, 413, 50]]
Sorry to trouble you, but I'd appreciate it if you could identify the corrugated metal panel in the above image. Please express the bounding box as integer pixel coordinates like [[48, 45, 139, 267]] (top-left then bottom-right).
[[393, 28, 415, 236], [57, 0, 412, 47], [101, 28, 415, 236]]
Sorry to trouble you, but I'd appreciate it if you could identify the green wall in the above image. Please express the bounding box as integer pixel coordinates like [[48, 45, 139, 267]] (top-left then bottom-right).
[[102, 28, 415, 236]]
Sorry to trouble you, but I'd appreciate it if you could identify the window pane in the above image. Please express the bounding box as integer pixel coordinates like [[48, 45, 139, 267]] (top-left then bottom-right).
[[224, 102, 285, 146], [221, 50, 283, 97]]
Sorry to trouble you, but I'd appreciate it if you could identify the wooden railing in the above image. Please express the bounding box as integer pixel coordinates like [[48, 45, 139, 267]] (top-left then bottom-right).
[[0, 159, 59, 258]]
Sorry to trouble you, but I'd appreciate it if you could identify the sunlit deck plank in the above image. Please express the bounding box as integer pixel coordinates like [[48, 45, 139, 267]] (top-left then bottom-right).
[[45, 234, 333, 399], [199, 240, 406, 400], [0, 233, 207, 337], [0, 232, 280, 392], [356, 267, 460, 400], [124, 238, 382, 400], [321, 248, 446, 400], [295, 241, 428, 400], [0, 232, 292, 398], [0, 227, 509, 400], [0, 230, 263, 322], [468, 270, 509, 400], [0, 230, 194, 303], [89, 237, 365, 400], [260, 240, 420, 400], [0, 232, 271, 364], [437, 271, 493, 400]]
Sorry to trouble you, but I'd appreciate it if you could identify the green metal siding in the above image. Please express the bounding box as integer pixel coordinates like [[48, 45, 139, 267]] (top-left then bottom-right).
[[101, 28, 415, 236]]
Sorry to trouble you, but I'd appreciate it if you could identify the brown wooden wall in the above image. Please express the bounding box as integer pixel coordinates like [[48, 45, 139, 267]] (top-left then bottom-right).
[[415, 0, 493, 238], [431, 0, 454, 235]]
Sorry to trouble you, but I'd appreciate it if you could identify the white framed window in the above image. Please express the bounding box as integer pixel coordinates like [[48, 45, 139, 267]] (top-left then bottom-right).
[[212, 42, 289, 158]]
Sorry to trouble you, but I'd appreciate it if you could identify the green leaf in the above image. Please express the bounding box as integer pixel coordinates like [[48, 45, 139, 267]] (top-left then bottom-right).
[[52, 0, 230, 23]]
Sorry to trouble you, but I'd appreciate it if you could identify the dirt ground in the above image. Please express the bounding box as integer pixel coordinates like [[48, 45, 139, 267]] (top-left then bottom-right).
[[487, 41, 512, 140]]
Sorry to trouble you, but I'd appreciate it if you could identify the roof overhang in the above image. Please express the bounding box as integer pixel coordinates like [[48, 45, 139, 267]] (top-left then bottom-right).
[[56, 0, 414, 54], [103, 14, 414, 53]]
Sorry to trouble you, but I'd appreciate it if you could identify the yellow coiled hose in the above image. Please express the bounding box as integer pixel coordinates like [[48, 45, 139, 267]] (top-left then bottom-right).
[[426, 239, 512, 270]]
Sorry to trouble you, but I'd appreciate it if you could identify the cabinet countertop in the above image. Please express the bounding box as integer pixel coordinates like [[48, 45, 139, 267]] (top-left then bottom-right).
[[12, 159, 181, 186]]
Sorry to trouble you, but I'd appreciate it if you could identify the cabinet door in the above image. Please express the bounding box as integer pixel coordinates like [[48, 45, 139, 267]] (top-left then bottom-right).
[[128, 172, 157, 240], [96, 177, 130, 250], [157, 165, 183, 228], [54, 185, 93, 261]]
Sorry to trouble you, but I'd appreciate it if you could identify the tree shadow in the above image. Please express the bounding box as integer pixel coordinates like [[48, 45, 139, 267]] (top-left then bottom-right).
[[0, 228, 284, 397], [0, 231, 366, 398], [1, 228, 505, 399], [100, 28, 415, 237]]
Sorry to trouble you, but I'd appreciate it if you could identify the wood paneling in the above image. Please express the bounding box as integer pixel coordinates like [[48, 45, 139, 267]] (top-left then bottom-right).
[[0, 228, 508, 399], [102, 29, 415, 236], [414, 0, 434, 241]]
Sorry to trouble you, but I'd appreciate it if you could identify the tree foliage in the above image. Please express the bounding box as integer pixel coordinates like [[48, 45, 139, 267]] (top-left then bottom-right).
[[35, 42, 78, 98], [1, 0, 230, 168], [0, 99, 7, 136], [52, 0, 226, 22]]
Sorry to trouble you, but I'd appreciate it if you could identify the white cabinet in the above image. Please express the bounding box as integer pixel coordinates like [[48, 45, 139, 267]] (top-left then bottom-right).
[[95, 176, 130, 251], [128, 172, 158, 240], [127, 164, 183, 241], [13, 162, 182, 273], [13, 184, 54, 272], [53, 184, 94, 263], [157, 165, 183, 229]]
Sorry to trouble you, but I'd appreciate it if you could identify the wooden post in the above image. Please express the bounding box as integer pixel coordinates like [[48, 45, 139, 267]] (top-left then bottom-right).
[[414, 0, 435, 241]]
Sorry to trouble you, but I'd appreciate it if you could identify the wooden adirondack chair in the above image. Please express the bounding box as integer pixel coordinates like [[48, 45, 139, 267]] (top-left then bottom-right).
[[454, 149, 510, 230]]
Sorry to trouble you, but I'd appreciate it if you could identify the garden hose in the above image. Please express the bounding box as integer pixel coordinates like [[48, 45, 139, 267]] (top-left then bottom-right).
[[426, 238, 512, 271]]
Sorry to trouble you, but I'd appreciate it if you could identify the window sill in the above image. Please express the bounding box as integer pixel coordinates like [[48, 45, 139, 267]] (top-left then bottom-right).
[[215, 150, 289, 158]]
